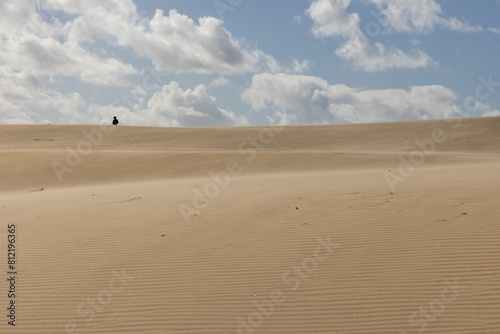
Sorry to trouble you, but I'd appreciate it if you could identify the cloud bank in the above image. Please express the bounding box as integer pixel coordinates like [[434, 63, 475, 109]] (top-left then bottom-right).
[[243, 73, 463, 124]]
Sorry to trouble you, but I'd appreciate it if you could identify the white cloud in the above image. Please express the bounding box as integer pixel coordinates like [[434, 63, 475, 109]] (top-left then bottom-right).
[[120, 9, 262, 74], [0, 0, 282, 90], [488, 27, 500, 34], [42, 0, 276, 74], [305, 0, 433, 71], [0, 0, 138, 86], [0, 35, 138, 86], [142, 82, 248, 126], [131, 85, 147, 97], [440, 17, 483, 33], [483, 110, 500, 117], [242, 73, 463, 124], [307, 0, 361, 38], [266, 110, 294, 126], [289, 59, 311, 73], [366, 0, 483, 33], [463, 97, 500, 118], [335, 35, 433, 72], [0, 65, 86, 124], [0, 62, 247, 126], [209, 77, 230, 87]]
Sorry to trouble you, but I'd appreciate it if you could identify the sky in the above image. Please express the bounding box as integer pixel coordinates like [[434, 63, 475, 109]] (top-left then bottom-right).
[[1, 0, 500, 127]]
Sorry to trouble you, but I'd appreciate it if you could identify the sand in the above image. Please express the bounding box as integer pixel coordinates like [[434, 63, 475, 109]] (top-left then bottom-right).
[[1, 117, 499, 333]]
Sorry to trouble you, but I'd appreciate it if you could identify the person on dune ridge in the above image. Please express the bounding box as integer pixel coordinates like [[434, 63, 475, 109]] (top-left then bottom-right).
[[112, 116, 119, 125]]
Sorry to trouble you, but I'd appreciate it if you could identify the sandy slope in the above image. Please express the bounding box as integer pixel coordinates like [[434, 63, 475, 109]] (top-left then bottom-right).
[[0, 117, 499, 333]]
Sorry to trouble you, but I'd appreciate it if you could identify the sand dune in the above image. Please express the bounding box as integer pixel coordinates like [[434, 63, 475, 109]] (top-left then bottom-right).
[[1, 117, 500, 333]]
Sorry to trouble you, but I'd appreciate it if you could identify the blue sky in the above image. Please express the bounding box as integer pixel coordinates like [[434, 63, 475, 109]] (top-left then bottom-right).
[[1, 0, 499, 126]]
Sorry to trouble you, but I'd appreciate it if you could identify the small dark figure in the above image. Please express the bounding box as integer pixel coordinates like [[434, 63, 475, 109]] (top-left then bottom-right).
[[112, 116, 119, 125]]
